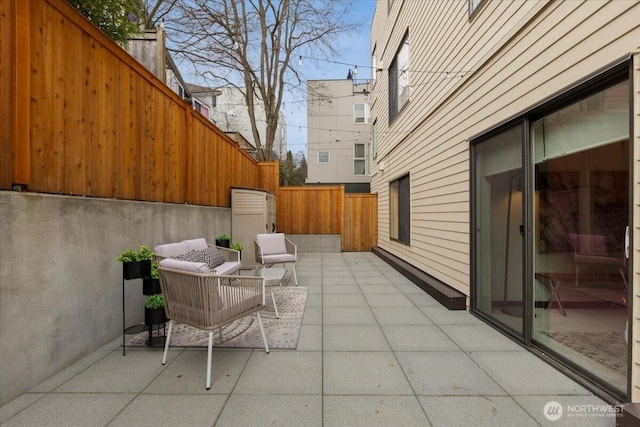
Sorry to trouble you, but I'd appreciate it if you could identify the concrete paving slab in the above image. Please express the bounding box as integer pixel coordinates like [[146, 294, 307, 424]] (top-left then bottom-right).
[[297, 324, 322, 351], [323, 325, 391, 351], [513, 395, 617, 426], [418, 396, 539, 427], [29, 350, 111, 392], [109, 394, 227, 427], [143, 349, 252, 395], [395, 351, 506, 396], [420, 307, 484, 325], [382, 325, 460, 352], [323, 352, 413, 395], [371, 307, 434, 325], [323, 294, 368, 307], [323, 284, 362, 294], [302, 306, 322, 324], [217, 395, 322, 427], [439, 324, 526, 352], [468, 352, 594, 395], [324, 395, 431, 427], [233, 351, 322, 395], [365, 293, 414, 307], [55, 350, 180, 394], [323, 307, 377, 325], [1, 393, 134, 427]]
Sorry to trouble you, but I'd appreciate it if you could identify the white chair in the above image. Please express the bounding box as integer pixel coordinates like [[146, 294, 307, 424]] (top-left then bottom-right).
[[254, 233, 298, 286], [158, 258, 268, 390]]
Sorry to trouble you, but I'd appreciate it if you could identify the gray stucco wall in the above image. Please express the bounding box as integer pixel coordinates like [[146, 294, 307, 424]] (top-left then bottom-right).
[[0, 191, 231, 405]]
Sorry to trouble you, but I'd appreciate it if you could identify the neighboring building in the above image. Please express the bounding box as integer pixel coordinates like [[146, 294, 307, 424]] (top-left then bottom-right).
[[306, 77, 372, 193], [371, 0, 639, 403], [212, 87, 288, 160], [126, 28, 214, 122], [186, 83, 222, 124]]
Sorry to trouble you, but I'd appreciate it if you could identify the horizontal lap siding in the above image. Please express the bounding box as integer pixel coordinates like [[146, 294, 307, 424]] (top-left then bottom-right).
[[371, 0, 640, 297]]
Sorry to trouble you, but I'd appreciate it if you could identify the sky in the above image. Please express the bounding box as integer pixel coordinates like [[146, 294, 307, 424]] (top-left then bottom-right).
[[281, 0, 377, 155]]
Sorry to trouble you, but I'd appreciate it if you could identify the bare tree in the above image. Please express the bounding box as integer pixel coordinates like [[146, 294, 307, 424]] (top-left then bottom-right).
[[165, 0, 359, 161], [134, 0, 179, 29]]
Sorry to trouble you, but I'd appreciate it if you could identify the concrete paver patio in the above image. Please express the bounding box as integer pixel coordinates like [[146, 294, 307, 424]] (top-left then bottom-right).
[[0, 253, 616, 426]]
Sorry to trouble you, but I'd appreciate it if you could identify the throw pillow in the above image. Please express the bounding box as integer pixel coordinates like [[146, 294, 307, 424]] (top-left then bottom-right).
[[172, 249, 203, 263], [201, 246, 226, 269]]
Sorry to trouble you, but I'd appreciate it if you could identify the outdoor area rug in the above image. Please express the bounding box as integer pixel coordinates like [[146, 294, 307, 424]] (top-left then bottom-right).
[[541, 330, 627, 376], [127, 287, 308, 350]]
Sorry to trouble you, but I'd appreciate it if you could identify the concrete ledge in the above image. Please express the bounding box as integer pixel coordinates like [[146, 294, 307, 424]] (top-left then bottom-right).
[[372, 246, 467, 310]]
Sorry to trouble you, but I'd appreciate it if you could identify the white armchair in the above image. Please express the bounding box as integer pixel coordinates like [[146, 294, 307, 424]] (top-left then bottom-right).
[[158, 258, 268, 390], [254, 233, 298, 286]]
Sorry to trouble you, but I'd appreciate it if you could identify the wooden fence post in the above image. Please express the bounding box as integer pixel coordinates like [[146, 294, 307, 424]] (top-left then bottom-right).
[[12, 0, 31, 187]]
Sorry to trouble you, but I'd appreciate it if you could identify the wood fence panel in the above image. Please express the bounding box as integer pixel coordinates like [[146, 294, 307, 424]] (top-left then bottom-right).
[[0, 0, 14, 189], [277, 186, 343, 235], [3, 0, 264, 205], [342, 193, 378, 252]]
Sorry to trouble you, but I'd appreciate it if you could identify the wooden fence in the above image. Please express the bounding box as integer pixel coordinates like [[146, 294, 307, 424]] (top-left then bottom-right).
[[1, 0, 261, 206], [277, 186, 378, 251]]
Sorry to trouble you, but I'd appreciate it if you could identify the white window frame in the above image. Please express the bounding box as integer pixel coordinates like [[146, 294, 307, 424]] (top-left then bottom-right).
[[371, 47, 377, 84], [469, 0, 483, 16], [353, 103, 370, 124], [389, 32, 409, 123], [318, 151, 330, 164], [353, 143, 367, 176]]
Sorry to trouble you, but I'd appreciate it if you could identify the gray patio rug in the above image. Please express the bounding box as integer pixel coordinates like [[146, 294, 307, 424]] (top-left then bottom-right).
[[127, 287, 308, 350]]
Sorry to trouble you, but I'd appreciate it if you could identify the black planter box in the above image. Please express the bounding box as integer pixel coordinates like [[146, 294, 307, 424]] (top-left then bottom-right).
[[215, 239, 230, 248], [144, 307, 167, 326], [122, 260, 151, 280], [142, 278, 162, 295]]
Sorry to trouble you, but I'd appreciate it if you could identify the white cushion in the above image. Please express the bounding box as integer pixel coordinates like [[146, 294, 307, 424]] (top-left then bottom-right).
[[211, 261, 241, 275], [256, 233, 287, 255], [154, 242, 189, 257], [262, 254, 296, 264], [182, 238, 209, 251], [159, 258, 210, 273]]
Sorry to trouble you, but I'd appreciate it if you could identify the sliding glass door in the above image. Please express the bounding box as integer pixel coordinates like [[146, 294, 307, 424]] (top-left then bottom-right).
[[472, 69, 631, 398], [473, 125, 525, 337], [531, 81, 630, 394]]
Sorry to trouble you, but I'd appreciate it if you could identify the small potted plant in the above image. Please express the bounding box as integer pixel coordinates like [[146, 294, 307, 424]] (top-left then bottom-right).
[[215, 233, 231, 248], [143, 261, 161, 295], [144, 294, 166, 326], [230, 241, 244, 260], [117, 245, 152, 280]]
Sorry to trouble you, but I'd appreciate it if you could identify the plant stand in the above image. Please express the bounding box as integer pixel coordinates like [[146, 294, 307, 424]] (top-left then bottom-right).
[[121, 260, 151, 356], [145, 307, 167, 347]]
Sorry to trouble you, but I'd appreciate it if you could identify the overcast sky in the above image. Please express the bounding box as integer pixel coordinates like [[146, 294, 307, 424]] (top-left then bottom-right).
[[282, 0, 377, 156]]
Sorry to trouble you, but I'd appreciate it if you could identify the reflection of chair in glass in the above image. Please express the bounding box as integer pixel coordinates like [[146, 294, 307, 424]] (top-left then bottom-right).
[[254, 233, 298, 286], [568, 233, 627, 293], [158, 258, 268, 390]]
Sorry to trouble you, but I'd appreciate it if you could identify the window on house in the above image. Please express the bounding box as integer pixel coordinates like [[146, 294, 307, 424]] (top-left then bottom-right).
[[354, 103, 370, 124], [318, 152, 330, 164], [354, 143, 367, 175], [469, 0, 483, 16], [372, 120, 378, 159], [390, 174, 410, 244], [389, 32, 409, 123], [371, 47, 377, 83]]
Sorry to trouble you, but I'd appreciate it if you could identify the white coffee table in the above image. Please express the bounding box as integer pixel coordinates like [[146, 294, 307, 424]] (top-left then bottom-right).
[[259, 267, 286, 318]]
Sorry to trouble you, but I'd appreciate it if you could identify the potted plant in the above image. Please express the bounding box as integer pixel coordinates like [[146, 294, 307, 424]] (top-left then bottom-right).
[[230, 241, 244, 260], [215, 233, 231, 248], [117, 245, 152, 280], [143, 261, 161, 295], [144, 294, 166, 326]]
